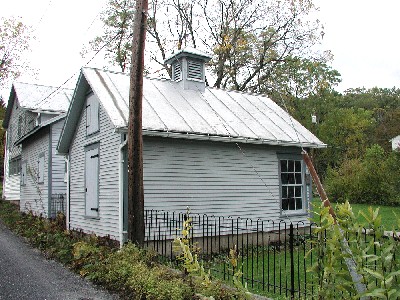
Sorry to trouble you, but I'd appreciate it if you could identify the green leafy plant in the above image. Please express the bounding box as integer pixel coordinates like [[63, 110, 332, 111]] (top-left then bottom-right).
[[173, 210, 212, 287], [173, 209, 253, 300], [228, 246, 251, 300], [308, 201, 400, 299]]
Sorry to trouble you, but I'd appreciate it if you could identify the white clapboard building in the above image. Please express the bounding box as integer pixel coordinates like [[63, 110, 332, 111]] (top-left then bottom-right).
[[57, 48, 326, 243]]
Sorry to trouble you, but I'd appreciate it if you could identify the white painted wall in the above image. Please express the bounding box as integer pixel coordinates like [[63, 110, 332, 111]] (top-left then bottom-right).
[[3, 98, 23, 201], [51, 119, 67, 195], [20, 128, 50, 215], [69, 93, 121, 239], [141, 137, 309, 224]]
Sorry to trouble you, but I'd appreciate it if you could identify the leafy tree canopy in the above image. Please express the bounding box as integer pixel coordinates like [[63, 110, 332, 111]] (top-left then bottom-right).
[[0, 17, 33, 88], [85, 0, 340, 97]]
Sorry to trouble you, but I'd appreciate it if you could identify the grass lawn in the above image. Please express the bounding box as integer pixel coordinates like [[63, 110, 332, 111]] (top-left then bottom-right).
[[350, 203, 400, 229], [311, 200, 400, 230], [204, 201, 400, 299]]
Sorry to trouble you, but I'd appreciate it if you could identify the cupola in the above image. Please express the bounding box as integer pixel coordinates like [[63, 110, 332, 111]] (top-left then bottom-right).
[[164, 47, 212, 92]]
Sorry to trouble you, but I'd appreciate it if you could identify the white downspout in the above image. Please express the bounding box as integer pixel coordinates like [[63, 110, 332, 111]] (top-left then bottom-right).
[[65, 154, 70, 230]]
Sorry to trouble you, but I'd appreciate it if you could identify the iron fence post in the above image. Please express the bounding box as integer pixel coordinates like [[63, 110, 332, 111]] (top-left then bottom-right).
[[290, 223, 295, 299]]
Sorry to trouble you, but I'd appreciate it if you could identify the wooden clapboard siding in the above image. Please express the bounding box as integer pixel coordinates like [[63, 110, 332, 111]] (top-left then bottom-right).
[[142, 137, 283, 221], [51, 119, 67, 195], [20, 127, 50, 215], [3, 98, 23, 201], [69, 93, 120, 239]]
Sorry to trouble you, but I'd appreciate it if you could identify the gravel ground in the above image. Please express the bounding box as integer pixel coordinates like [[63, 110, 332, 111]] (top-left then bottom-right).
[[0, 220, 119, 300]]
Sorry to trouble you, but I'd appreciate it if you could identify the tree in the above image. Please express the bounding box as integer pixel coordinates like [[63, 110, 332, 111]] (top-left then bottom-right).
[[83, 0, 135, 72], [0, 17, 32, 88], [86, 0, 331, 94], [315, 107, 375, 177], [0, 96, 6, 178]]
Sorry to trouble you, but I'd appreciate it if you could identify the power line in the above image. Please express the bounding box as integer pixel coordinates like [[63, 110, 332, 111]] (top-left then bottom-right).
[[32, 0, 53, 33], [36, 30, 123, 107]]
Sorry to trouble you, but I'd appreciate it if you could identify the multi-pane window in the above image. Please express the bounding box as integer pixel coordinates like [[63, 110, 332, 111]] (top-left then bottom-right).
[[280, 159, 303, 211], [9, 157, 21, 175]]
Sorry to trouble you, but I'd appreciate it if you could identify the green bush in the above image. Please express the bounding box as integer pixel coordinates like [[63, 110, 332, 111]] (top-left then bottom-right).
[[309, 201, 400, 299], [325, 145, 400, 205], [0, 201, 234, 300]]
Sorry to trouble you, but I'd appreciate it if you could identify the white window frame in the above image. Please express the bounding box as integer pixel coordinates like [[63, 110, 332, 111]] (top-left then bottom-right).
[[9, 156, 21, 175], [37, 153, 45, 184], [278, 155, 306, 215], [86, 93, 100, 136]]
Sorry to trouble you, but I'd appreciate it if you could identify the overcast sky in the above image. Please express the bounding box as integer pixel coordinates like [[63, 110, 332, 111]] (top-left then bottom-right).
[[1, 0, 400, 100]]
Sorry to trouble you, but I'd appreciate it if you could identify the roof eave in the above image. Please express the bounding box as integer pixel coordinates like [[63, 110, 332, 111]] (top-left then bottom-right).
[[3, 85, 17, 129], [115, 127, 326, 148], [57, 71, 88, 154]]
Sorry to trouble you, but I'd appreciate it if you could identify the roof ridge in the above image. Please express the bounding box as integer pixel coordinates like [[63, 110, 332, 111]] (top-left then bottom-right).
[[14, 81, 73, 91]]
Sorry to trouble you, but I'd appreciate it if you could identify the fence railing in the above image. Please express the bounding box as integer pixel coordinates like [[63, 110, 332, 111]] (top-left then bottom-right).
[[50, 194, 66, 219], [144, 210, 317, 299]]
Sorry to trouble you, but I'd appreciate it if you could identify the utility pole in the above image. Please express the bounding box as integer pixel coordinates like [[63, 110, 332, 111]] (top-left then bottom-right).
[[127, 0, 148, 246], [302, 150, 369, 300]]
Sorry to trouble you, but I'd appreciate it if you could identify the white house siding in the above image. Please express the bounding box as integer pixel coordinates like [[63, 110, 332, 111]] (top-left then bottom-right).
[[140, 137, 309, 239], [69, 93, 121, 239], [143, 137, 284, 220], [3, 98, 24, 201], [20, 128, 50, 215], [51, 119, 67, 195]]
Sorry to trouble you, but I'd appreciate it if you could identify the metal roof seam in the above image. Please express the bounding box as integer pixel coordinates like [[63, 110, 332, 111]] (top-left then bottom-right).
[[169, 82, 219, 135], [94, 69, 128, 125], [222, 88, 269, 141], [198, 90, 239, 137], [236, 93, 279, 140], [240, 93, 292, 140], [104, 71, 129, 111], [207, 87, 258, 137], [253, 94, 308, 142], [150, 80, 194, 132], [142, 94, 168, 131]]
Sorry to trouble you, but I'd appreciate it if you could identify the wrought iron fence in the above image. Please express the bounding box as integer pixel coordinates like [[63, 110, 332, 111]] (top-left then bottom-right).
[[50, 193, 66, 219], [142, 209, 400, 299], [144, 210, 317, 299]]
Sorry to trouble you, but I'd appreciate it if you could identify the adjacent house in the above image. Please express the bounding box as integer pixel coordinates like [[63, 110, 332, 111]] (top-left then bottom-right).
[[390, 135, 400, 151], [2, 83, 72, 212], [57, 48, 326, 243], [15, 113, 71, 217]]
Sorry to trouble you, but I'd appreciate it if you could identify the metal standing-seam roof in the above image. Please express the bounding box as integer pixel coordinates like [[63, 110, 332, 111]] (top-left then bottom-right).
[[58, 67, 325, 153], [3, 82, 73, 128]]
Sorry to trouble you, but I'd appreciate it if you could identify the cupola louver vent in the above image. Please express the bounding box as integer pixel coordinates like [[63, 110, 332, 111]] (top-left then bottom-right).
[[173, 62, 182, 81], [187, 60, 203, 81]]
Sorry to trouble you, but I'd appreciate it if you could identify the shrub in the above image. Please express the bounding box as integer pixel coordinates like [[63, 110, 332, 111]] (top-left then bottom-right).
[[309, 201, 400, 299], [325, 145, 400, 205]]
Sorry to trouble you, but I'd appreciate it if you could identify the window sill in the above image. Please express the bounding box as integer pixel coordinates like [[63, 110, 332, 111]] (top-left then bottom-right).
[[280, 211, 309, 217]]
